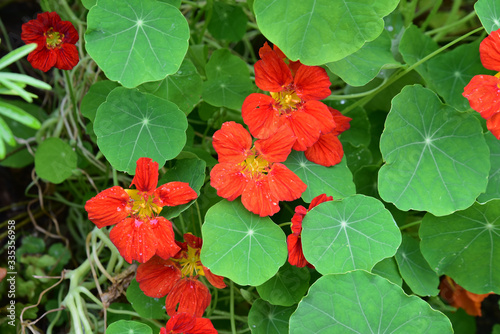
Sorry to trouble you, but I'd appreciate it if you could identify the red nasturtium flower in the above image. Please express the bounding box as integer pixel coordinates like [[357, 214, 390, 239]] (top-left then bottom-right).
[[439, 276, 493, 317], [85, 157, 198, 263], [463, 28, 500, 139], [160, 313, 217, 334], [136, 233, 225, 317], [21, 12, 79, 72], [242, 42, 337, 156], [210, 121, 307, 217], [287, 194, 333, 268]]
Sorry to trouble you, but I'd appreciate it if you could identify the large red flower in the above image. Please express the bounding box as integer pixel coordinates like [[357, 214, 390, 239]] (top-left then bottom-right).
[[210, 121, 307, 217], [287, 194, 333, 268], [160, 313, 217, 334], [85, 157, 198, 263], [136, 233, 225, 317], [439, 276, 493, 316], [242, 43, 336, 152], [21, 12, 79, 72]]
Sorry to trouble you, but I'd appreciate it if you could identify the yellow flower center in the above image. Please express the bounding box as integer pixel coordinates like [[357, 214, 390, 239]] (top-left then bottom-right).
[[124, 189, 162, 219], [271, 89, 300, 112], [175, 245, 205, 277], [45, 28, 63, 49], [241, 153, 270, 178]]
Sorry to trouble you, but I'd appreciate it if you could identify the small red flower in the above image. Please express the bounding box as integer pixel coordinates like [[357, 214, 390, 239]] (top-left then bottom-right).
[[210, 121, 307, 217], [85, 157, 198, 263], [242, 42, 336, 152], [287, 194, 333, 268], [439, 276, 493, 317], [136, 233, 225, 317], [160, 313, 217, 334], [21, 12, 79, 72]]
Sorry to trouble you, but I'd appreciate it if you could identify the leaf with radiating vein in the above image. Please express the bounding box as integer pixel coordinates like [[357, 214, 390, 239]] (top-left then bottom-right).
[[200, 200, 287, 286], [254, 0, 399, 65], [420, 200, 500, 294], [301, 195, 401, 275], [284, 152, 355, 202], [85, 0, 189, 88], [378, 85, 490, 216], [395, 234, 439, 296], [478, 133, 500, 203], [475, 0, 500, 33], [289, 271, 453, 334], [94, 87, 187, 174], [248, 299, 295, 334]]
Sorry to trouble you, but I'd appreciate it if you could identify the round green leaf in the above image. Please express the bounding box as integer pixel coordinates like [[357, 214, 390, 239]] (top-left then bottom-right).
[[256, 262, 310, 307], [254, 0, 399, 65], [80, 80, 120, 122], [138, 58, 203, 115], [289, 270, 453, 334], [395, 234, 439, 297], [399, 25, 439, 79], [126, 279, 166, 319], [284, 152, 356, 202], [94, 87, 187, 174], [378, 85, 490, 216], [201, 49, 254, 110], [478, 132, 500, 203], [106, 320, 152, 334], [208, 2, 248, 42], [35, 138, 77, 184], [248, 299, 295, 334], [200, 200, 287, 286], [85, 0, 189, 88], [302, 195, 401, 275], [419, 200, 500, 294], [475, 0, 500, 34], [371, 256, 403, 287]]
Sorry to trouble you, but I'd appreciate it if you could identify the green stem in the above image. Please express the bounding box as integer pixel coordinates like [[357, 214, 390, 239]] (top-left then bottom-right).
[[230, 281, 237, 334], [63, 70, 78, 122], [399, 220, 421, 231], [420, 0, 442, 31]]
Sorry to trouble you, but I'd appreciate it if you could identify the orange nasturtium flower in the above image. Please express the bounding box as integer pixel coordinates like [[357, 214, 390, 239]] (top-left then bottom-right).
[[439, 276, 493, 316], [85, 157, 198, 263], [210, 121, 307, 217], [21, 12, 79, 72], [136, 233, 226, 318], [463, 28, 500, 139], [287, 194, 333, 268], [160, 313, 217, 334]]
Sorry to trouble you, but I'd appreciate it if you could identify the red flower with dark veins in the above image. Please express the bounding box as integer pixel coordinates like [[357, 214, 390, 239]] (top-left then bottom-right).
[[21, 12, 79, 72], [85, 157, 198, 263]]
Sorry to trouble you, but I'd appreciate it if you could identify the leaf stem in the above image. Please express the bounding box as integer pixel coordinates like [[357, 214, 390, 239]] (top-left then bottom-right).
[[230, 280, 237, 334], [399, 220, 421, 231]]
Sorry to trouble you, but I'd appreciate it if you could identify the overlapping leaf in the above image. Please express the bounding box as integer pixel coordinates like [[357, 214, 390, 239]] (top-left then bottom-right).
[[399, 25, 439, 79], [200, 200, 287, 286], [289, 271, 453, 334], [475, 0, 500, 34], [301, 195, 401, 275], [371, 257, 403, 286], [420, 200, 500, 294], [248, 299, 295, 334], [378, 85, 490, 216], [478, 133, 500, 203], [126, 279, 166, 319]]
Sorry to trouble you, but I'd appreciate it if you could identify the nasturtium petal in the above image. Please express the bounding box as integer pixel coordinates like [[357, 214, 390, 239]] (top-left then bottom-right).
[[94, 87, 187, 174], [126, 279, 166, 319], [395, 234, 439, 297], [475, 0, 500, 34], [106, 320, 152, 334], [254, 0, 399, 65], [399, 24, 439, 79], [326, 31, 401, 87], [85, 0, 189, 88], [284, 152, 356, 202], [201, 200, 287, 286], [35, 137, 77, 184], [248, 299, 295, 334], [302, 195, 401, 275], [478, 133, 500, 203], [256, 262, 310, 307], [378, 85, 490, 216], [371, 256, 403, 287], [138, 58, 202, 115], [420, 200, 500, 294], [202, 49, 254, 110], [289, 271, 453, 334]]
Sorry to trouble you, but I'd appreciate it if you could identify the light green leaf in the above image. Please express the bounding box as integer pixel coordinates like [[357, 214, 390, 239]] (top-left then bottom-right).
[[126, 279, 166, 319], [302, 195, 401, 275], [248, 299, 295, 334], [326, 31, 400, 87], [0, 100, 42, 129], [284, 152, 356, 202], [395, 234, 439, 296], [85, 0, 189, 88], [106, 320, 152, 334], [254, 0, 399, 65], [80, 80, 120, 122], [0, 43, 37, 70], [478, 132, 500, 203], [378, 85, 490, 216], [94, 87, 187, 174], [371, 256, 403, 287], [0, 116, 15, 146], [420, 200, 500, 294], [202, 49, 254, 110], [200, 200, 287, 286], [399, 25, 439, 79], [289, 271, 453, 334], [34, 138, 77, 184], [475, 0, 500, 34]]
